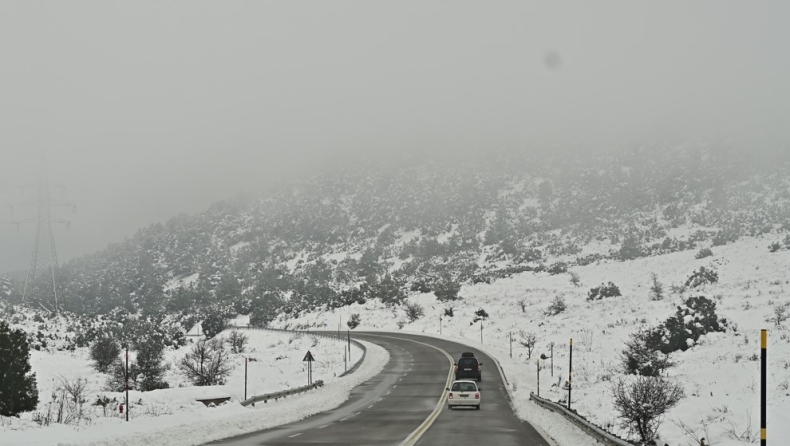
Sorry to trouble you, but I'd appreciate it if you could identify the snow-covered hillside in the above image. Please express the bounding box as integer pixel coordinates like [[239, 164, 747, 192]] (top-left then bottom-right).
[[277, 235, 790, 446]]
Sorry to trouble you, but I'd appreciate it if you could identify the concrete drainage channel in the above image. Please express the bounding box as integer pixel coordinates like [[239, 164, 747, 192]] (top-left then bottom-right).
[[232, 326, 368, 406], [529, 393, 635, 446]]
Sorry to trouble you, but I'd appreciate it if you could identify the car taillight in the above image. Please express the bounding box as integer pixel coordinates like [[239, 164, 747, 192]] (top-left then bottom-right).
[[478, 364, 482, 371], [475, 393, 480, 399], [455, 365, 459, 371], [448, 393, 453, 399]]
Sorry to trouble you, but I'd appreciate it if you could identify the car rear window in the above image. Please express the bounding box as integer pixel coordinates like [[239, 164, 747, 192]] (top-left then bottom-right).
[[458, 358, 478, 368], [452, 382, 477, 392]]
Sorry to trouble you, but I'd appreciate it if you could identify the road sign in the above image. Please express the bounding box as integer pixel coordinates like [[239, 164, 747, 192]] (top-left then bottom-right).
[[303, 351, 315, 362]]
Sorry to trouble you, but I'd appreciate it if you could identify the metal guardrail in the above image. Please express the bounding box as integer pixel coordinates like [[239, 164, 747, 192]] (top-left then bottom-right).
[[529, 392, 635, 446], [241, 380, 324, 406]]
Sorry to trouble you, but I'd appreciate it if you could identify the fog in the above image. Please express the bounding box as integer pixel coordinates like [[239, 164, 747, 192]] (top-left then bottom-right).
[[1, 1, 788, 273]]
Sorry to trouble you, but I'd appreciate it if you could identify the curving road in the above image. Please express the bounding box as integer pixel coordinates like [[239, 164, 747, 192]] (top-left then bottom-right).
[[209, 332, 549, 446]]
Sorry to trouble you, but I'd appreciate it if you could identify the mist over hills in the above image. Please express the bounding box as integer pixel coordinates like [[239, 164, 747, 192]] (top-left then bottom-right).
[[8, 144, 789, 327]]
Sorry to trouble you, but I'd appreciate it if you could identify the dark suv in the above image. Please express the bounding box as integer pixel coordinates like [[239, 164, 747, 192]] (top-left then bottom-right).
[[454, 352, 482, 382]]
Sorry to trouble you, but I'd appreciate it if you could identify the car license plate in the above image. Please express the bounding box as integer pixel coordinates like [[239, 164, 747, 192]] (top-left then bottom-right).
[[464, 368, 472, 371], [460, 394, 469, 398]]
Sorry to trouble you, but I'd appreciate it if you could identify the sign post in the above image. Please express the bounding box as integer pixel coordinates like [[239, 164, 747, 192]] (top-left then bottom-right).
[[303, 350, 315, 386]]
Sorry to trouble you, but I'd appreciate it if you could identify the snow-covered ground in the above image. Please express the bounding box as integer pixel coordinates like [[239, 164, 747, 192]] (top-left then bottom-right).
[[0, 329, 388, 446], [278, 236, 790, 446]]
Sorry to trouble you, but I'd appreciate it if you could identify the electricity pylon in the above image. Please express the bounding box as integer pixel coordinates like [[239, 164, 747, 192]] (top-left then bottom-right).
[[10, 159, 75, 309]]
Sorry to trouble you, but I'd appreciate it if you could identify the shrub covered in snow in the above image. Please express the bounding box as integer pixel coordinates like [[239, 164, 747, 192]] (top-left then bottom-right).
[[347, 313, 361, 329], [655, 295, 728, 353], [695, 247, 713, 259], [621, 328, 674, 377], [545, 295, 567, 316], [587, 282, 622, 301], [684, 266, 719, 288]]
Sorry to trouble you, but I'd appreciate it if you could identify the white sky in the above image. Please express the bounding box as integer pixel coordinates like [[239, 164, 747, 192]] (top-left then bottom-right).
[[1, 1, 788, 272]]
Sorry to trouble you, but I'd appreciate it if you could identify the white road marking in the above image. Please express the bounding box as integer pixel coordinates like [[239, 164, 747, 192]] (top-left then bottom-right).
[[368, 405, 374, 409], [318, 425, 329, 429], [289, 433, 302, 438]]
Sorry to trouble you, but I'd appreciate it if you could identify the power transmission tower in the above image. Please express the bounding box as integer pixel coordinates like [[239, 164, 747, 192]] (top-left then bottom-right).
[[9, 159, 75, 310]]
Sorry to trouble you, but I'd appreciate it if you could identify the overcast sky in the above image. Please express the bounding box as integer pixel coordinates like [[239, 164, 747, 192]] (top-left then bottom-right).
[[1, 1, 788, 273]]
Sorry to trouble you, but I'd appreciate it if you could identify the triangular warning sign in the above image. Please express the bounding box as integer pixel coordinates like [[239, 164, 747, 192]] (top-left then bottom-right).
[[303, 350, 315, 362]]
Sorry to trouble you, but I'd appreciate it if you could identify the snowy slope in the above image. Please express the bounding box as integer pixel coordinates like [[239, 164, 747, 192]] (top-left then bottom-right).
[[278, 235, 790, 446]]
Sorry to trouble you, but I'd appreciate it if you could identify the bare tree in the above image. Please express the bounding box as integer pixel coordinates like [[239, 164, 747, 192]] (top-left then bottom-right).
[[227, 330, 249, 354], [611, 376, 685, 443], [404, 302, 425, 322], [517, 298, 527, 313], [518, 330, 538, 359], [178, 339, 233, 386], [569, 271, 581, 287], [649, 273, 665, 301]]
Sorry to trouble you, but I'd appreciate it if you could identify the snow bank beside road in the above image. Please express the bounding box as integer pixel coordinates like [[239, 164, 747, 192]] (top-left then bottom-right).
[[0, 332, 388, 446]]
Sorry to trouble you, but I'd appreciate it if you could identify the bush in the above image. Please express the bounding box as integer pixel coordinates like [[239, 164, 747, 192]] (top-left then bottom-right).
[[545, 295, 566, 316], [404, 303, 425, 323], [684, 266, 718, 288], [569, 271, 581, 287], [656, 295, 728, 353], [695, 247, 713, 259], [621, 328, 674, 377], [611, 376, 684, 443], [472, 308, 489, 323], [547, 262, 568, 275], [227, 330, 248, 354], [0, 321, 39, 416], [374, 274, 407, 307], [443, 306, 454, 317], [433, 273, 462, 302], [201, 312, 229, 339], [347, 313, 361, 329], [90, 337, 121, 374], [587, 282, 621, 301], [178, 339, 232, 386], [249, 294, 283, 327], [648, 273, 664, 301]]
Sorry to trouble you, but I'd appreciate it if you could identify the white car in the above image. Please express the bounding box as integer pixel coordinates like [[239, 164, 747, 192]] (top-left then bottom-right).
[[446, 380, 481, 410]]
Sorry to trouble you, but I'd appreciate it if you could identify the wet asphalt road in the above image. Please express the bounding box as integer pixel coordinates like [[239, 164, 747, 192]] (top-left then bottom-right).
[[209, 332, 549, 446]]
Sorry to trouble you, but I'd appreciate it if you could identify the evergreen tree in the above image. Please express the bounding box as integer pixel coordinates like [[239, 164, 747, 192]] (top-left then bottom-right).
[[90, 336, 121, 374], [434, 273, 462, 302], [201, 310, 229, 339], [0, 321, 39, 416], [134, 338, 169, 391], [249, 293, 283, 327], [371, 274, 406, 306]]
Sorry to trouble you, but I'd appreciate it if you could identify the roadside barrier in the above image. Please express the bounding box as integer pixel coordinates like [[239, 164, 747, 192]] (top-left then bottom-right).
[[241, 380, 324, 406], [529, 392, 635, 446]]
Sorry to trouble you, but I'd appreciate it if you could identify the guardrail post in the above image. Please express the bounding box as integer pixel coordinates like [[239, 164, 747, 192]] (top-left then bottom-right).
[[536, 359, 540, 397]]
